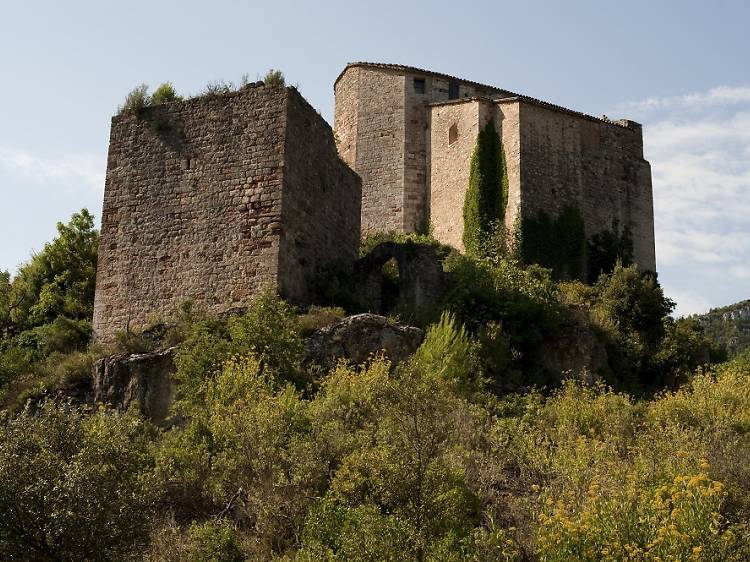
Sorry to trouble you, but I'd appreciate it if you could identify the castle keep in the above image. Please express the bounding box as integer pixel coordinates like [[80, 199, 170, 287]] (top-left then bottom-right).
[[93, 63, 656, 341], [334, 63, 655, 271], [93, 84, 360, 342]]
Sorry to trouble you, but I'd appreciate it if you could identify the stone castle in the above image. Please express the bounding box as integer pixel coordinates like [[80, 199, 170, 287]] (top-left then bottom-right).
[[93, 63, 655, 342]]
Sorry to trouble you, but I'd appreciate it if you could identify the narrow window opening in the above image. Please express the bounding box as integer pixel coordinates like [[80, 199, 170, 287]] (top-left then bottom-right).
[[448, 81, 459, 100], [185, 158, 192, 170], [448, 124, 458, 145], [413, 78, 426, 94]]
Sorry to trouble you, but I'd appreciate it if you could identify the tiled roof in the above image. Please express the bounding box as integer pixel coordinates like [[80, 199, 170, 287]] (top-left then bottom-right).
[[335, 62, 638, 129]]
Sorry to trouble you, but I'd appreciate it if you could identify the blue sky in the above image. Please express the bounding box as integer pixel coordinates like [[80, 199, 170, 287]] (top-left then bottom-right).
[[1, 0, 748, 316]]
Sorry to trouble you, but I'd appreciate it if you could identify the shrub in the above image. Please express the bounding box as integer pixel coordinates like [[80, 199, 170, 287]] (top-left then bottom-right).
[[151, 81, 182, 104], [411, 311, 474, 391], [186, 521, 244, 562], [119, 83, 150, 114], [227, 291, 304, 381], [0, 402, 159, 561], [263, 69, 286, 88], [201, 79, 234, 96], [298, 305, 346, 336], [145, 519, 244, 562], [536, 469, 746, 561]]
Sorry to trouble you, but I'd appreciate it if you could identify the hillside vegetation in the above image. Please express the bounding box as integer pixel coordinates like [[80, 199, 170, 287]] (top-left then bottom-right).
[[0, 211, 748, 561], [693, 300, 750, 358]]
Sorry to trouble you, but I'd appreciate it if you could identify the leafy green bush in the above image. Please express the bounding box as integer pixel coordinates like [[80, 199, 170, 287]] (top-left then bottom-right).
[[0, 402, 159, 561], [263, 69, 286, 88], [186, 521, 244, 562], [151, 81, 182, 104], [119, 83, 150, 114]]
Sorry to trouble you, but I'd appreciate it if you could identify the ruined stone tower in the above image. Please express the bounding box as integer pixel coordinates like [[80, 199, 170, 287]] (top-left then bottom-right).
[[333, 63, 656, 273], [93, 84, 361, 342]]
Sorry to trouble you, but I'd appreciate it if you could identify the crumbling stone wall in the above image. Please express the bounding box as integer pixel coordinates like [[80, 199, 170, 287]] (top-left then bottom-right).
[[93, 85, 360, 342]]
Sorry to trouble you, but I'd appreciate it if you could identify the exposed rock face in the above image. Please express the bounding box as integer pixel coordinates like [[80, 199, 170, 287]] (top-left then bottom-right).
[[92, 347, 178, 425], [355, 242, 445, 322], [306, 313, 423, 369]]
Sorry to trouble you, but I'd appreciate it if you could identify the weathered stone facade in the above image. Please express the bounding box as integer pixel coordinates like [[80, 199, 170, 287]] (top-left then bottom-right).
[[334, 63, 656, 272], [93, 84, 361, 342]]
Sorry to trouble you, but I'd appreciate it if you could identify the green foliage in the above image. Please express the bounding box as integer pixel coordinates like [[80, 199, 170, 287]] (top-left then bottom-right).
[[201, 79, 234, 96], [0, 210, 98, 401], [463, 120, 508, 257], [298, 305, 346, 336], [173, 291, 305, 416], [693, 299, 750, 359], [263, 69, 286, 88], [3, 209, 98, 332], [151, 81, 182, 104], [185, 521, 244, 562], [586, 221, 634, 283], [411, 311, 475, 391], [359, 230, 454, 261], [0, 402, 159, 561], [520, 206, 586, 281], [119, 83, 150, 114]]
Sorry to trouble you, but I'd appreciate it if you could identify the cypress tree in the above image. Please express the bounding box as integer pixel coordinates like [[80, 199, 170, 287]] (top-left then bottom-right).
[[462, 120, 508, 257]]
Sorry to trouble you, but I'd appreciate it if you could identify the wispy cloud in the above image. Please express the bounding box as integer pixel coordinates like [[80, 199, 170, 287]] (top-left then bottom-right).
[[621, 85, 750, 113], [0, 147, 104, 192]]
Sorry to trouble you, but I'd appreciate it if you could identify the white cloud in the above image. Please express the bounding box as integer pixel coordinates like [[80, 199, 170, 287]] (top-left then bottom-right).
[[621, 85, 750, 113], [0, 147, 104, 192], [619, 87, 750, 313]]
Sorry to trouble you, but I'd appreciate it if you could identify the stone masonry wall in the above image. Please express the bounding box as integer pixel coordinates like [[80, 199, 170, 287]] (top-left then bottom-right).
[[515, 101, 656, 271], [335, 68, 405, 234], [334, 63, 655, 271], [94, 86, 287, 342], [94, 85, 361, 342], [335, 64, 506, 236], [280, 89, 361, 302], [429, 100, 482, 249]]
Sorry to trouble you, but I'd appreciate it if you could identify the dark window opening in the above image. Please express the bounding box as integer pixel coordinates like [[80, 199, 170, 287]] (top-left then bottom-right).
[[448, 124, 458, 145], [414, 78, 426, 94], [185, 158, 191, 170], [448, 81, 459, 100]]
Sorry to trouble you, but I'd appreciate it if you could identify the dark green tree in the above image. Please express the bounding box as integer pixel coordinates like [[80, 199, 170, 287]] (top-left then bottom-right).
[[463, 121, 508, 257]]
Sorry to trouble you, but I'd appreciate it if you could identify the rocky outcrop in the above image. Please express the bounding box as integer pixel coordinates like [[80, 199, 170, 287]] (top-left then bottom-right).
[[92, 347, 178, 425], [306, 313, 423, 370]]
